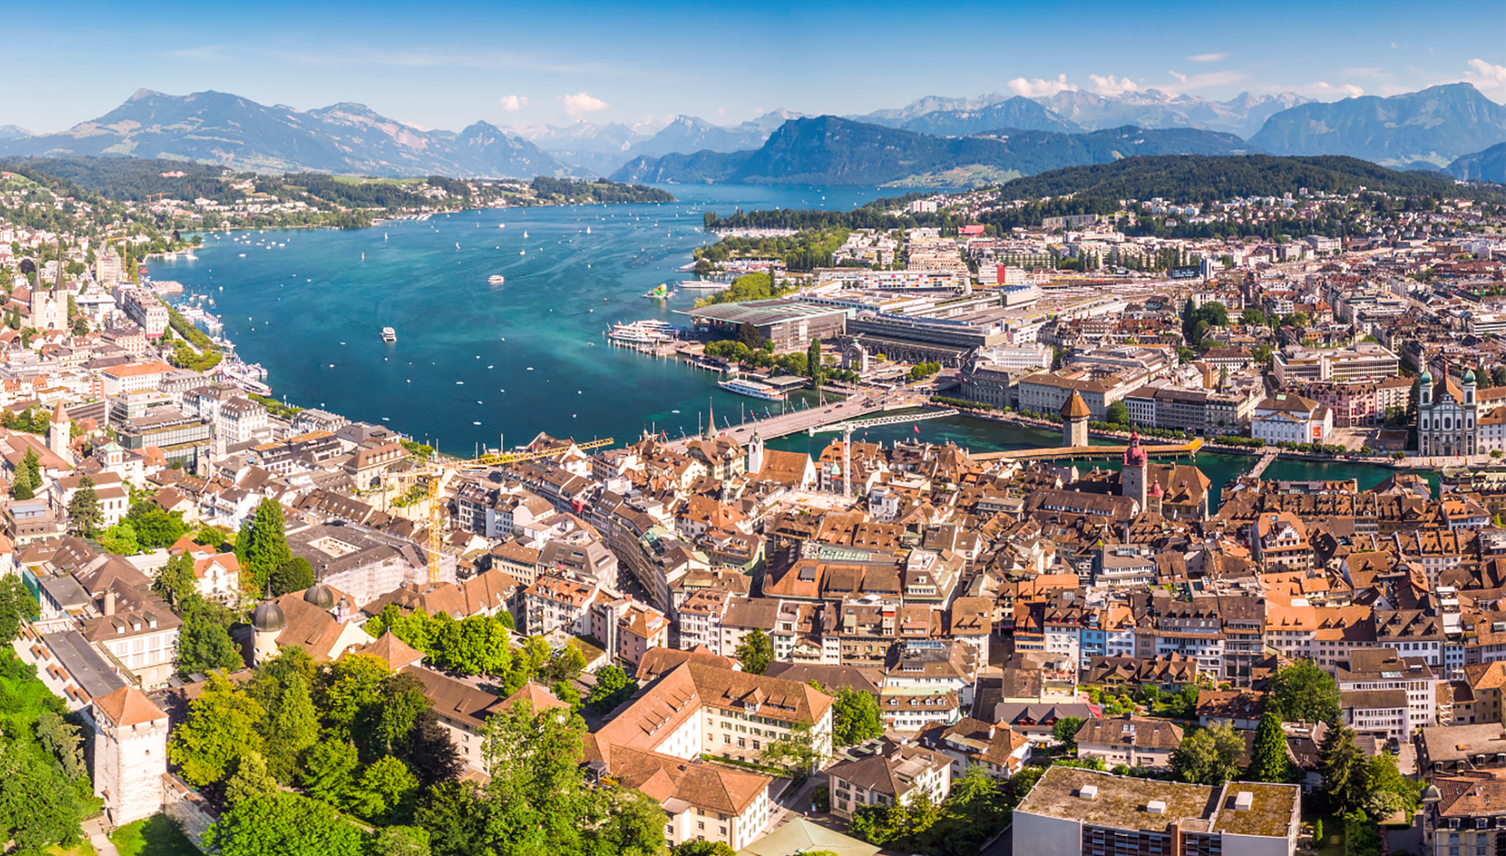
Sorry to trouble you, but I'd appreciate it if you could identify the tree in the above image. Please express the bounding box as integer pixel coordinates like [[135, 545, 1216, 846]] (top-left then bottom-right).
[[0, 737, 97, 854], [10, 448, 39, 500], [318, 654, 389, 740], [477, 701, 595, 855], [674, 843, 736, 856], [394, 710, 463, 789], [98, 521, 140, 556], [176, 596, 245, 678], [1171, 723, 1244, 785], [735, 628, 773, 675], [35, 710, 86, 781], [737, 321, 762, 350], [1052, 716, 1086, 756], [759, 721, 822, 775], [302, 738, 360, 806], [264, 556, 314, 597], [66, 475, 102, 535], [1105, 401, 1130, 427], [1269, 660, 1340, 723], [1318, 720, 1369, 814], [167, 673, 266, 788], [237, 498, 292, 594], [251, 667, 319, 784], [348, 755, 420, 824], [1246, 711, 1291, 783], [808, 337, 823, 391], [414, 781, 486, 856], [597, 786, 671, 856], [225, 751, 279, 807], [373, 826, 433, 856], [586, 665, 638, 714], [206, 792, 365, 856], [1365, 752, 1421, 818], [125, 502, 191, 549], [153, 551, 199, 609], [832, 687, 884, 747], [0, 575, 40, 645]]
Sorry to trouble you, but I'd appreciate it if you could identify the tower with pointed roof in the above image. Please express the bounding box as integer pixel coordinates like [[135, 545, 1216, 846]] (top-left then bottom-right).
[[91, 686, 169, 825], [1417, 363, 1476, 457], [1121, 432, 1148, 509], [1061, 390, 1090, 447], [48, 401, 70, 463]]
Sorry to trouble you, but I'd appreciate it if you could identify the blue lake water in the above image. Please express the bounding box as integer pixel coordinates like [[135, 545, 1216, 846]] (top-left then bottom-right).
[[148, 183, 1408, 501]]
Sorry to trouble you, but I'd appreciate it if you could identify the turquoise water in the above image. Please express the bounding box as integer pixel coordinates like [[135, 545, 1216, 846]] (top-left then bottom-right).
[[147, 184, 1406, 499]]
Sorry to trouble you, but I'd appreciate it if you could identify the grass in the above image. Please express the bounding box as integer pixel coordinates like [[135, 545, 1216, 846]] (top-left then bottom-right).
[[108, 815, 199, 856], [47, 841, 96, 856]]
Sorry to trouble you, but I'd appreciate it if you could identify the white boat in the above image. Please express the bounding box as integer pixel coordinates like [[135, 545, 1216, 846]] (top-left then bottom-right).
[[381, 327, 397, 343], [719, 377, 787, 401], [678, 280, 729, 290], [608, 321, 676, 344], [488, 275, 506, 285]]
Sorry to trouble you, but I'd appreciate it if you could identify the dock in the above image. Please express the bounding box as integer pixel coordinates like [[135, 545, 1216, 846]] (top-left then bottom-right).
[[972, 437, 1204, 463], [667, 390, 931, 451]]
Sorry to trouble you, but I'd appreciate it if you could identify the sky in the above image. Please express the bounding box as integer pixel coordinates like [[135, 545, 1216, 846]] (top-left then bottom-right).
[[4, 0, 1505, 135]]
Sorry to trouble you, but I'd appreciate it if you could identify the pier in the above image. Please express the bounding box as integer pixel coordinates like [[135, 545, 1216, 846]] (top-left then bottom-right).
[[667, 390, 930, 451], [971, 437, 1204, 463]]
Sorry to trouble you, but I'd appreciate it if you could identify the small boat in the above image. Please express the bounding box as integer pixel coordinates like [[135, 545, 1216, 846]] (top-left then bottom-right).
[[523, 231, 528, 238], [519, 249, 525, 256], [488, 275, 506, 285], [381, 327, 397, 343], [641, 283, 670, 300]]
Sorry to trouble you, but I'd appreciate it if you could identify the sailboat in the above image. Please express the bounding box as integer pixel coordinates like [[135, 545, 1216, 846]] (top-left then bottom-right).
[[523, 230, 528, 238]]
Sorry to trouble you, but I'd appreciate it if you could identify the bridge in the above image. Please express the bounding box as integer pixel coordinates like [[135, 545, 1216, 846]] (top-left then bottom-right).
[[666, 389, 931, 451], [971, 437, 1204, 463], [1246, 449, 1279, 479]]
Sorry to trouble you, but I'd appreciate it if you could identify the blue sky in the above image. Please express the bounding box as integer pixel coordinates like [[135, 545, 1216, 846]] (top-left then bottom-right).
[[4, 0, 1504, 134]]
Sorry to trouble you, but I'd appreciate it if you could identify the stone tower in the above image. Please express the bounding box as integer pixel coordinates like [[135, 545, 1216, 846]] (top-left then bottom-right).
[[1061, 390, 1091, 447], [48, 402, 70, 463], [92, 686, 169, 826], [747, 432, 765, 476], [1121, 432, 1148, 510]]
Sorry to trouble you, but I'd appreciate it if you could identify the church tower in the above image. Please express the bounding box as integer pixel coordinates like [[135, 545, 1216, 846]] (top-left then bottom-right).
[[1061, 391, 1090, 447], [747, 431, 765, 476], [48, 402, 70, 463], [1121, 432, 1148, 510]]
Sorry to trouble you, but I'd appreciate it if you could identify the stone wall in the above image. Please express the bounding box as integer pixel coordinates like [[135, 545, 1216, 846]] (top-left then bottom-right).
[[162, 774, 216, 851]]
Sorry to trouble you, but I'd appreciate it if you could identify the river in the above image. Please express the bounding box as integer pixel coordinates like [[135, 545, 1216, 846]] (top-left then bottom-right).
[[147, 184, 1409, 502]]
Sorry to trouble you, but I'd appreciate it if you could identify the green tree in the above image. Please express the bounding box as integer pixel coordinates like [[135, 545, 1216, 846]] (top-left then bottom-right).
[[373, 826, 433, 856], [735, 628, 773, 675], [237, 498, 292, 595], [808, 337, 823, 391], [167, 672, 266, 787], [673, 843, 737, 856], [737, 321, 762, 350], [1171, 723, 1244, 785], [225, 750, 279, 807], [477, 701, 595, 855], [1105, 401, 1130, 427], [1052, 716, 1086, 756], [414, 781, 486, 856], [1365, 752, 1421, 817], [153, 551, 199, 609], [269, 556, 315, 597], [0, 575, 40, 644], [66, 475, 102, 535], [1318, 719, 1369, 815], [586, 664, 638, 714], [206, 792, 365, 856], [35, 710, 86, 780], [597, 786, 672, 856], [1246, 711, 1291, 783], [348, 755, 420, 824], [318, 654, 389, 740], [832, 686, 884, 747], [0, 737, 97, 854], [1269, 660, 1341, 723], [10, 448, 40, 500], [126, 501, 190, 549], [98, 521, 140, 556], [175, 596, 245, 678], [251, 667, 320, 784], [759, 721, 822, 775], [302, 738, 360, 806]]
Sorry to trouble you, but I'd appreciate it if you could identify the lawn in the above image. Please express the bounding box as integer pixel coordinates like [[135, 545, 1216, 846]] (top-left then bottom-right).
[[47, 841, 96, 856], [109, 815, 199, 856]]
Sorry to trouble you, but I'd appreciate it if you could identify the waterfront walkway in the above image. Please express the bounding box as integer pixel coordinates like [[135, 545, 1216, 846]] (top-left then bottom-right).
[[668, 390, 929, 451], [971, 438, 1204, 463]]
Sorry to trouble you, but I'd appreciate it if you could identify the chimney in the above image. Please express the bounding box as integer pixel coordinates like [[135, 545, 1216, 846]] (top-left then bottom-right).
[[104, 590, 116, 616]]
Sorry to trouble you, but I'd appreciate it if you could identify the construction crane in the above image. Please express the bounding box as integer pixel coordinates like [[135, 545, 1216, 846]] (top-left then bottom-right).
[[809, 409, 958, 499], [414, 437, 614, 582]]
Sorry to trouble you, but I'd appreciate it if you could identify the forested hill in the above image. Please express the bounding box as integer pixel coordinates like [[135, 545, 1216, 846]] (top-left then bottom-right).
[[993, 154, 1491, 203]]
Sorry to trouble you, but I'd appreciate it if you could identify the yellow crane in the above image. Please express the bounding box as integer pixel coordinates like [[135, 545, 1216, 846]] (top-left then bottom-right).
[[416, 437, 614, 583]]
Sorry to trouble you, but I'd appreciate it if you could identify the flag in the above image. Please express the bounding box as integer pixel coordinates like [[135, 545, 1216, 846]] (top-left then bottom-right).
[[914, 425, 920, 434]]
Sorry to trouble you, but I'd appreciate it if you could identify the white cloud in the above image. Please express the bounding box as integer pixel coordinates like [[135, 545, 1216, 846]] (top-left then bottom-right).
[[1303, 81, 1366, 98], [1163, 69, 1248, 91], [717, 108, 725, 117], [561, 91, 609, 116], [1007, 74, 1077, 98], [499, 95, 527, 112], [1088, 74, 1139, 96], [1187, 52, 1228, 63], [1465, 58, 1506, 95]]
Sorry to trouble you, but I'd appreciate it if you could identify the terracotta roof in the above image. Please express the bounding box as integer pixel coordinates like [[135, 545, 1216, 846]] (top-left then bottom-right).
[[1061, 390, 1092, 420], [354, 631, 425, 670], [94, 685, 167, 727], [498, 681, 569, 713]]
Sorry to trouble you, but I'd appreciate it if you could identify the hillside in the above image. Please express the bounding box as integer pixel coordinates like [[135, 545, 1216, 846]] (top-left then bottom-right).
[[1447, 143, 1506, 183], [993, 154, 1484, 202], [867, 97, 1082, 135], [1249, 83, 1506, 168], [609, 117, 1259, 186], [0, 89, 574, 179]]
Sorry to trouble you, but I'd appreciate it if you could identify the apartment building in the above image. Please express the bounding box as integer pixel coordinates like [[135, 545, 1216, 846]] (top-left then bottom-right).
[[1273, 343, 1400, 385], [827, 739, 952, 820], [1074, 716, 1183, 770]]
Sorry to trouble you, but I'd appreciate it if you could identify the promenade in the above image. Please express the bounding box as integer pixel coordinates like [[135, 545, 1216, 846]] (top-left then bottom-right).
[[667, 389, 930, 451]]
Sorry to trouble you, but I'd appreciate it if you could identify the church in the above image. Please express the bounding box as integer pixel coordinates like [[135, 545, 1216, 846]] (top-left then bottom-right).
[[1416, 363, 1476, 458]]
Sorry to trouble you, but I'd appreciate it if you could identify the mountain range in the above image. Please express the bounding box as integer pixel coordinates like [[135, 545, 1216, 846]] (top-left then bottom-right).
[[1249, 83, 1506, 168], [0, 89, 575, 179], [609, 116, 1260, 186]]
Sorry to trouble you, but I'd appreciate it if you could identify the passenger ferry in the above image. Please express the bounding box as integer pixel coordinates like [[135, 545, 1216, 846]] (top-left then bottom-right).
[[677, 280, 729, 290], [381, 327, 397, 343], [719, 377, 786, 401], [608, 321, 676, 344]]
